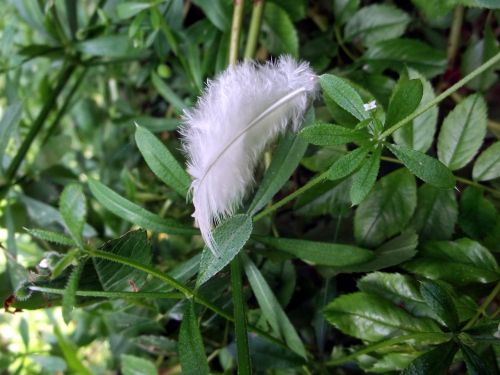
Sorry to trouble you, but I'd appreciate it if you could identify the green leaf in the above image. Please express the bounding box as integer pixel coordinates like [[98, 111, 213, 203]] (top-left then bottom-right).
[[294, 177, 351, 217], [393, 70, 438, 153], [472, 142, 500, 181], [299, 123, 368, 146], [410, 0, 453, 18], [411, 184, 458, 241], [191, 0, 230, 31], [350, 147, 381, 205], [358, 272, 436, 319], [27, 228, 75, 246], [51, 321, 92, 375], [402, 340, 458, 375], [59, 184, 86, 249], [76, 34, 144, 58], [387, 144, 455, 189], [461, 26, 499, 91], [263, 3, 299, 57], [0, 101, 22, 173], [93, 230, 151, 291], [419, 280, 459, 330], [248, 335, 305, 371], [19, 318, 29, 349], [254, 236, 374, 267], [327, 146, 370, 181], [345, 4, 410, 47], [135, 125, 190, 197], [320, 74, 368, 121], [364, 38, 447, 78], [355, 168, 417, 247], [62, 261, 83, 324], [51, 249, 79, 280], [404, 238, 500, 286], [242, 254, 307, 358], [333, 0, 360, 26], [474, 0, 500, 8], [324, 292, 440, 342], [196, 215, 253, 287], [248, 110, 312, 215], [335, 230, 418, 273], [385, 78, 423, 128], [151, 72, 186, 113], [178, 300, 210, 375], [88, 178, 196, 235], [116, 2, 153, 19], [438, 94, 487, 170], [120, 354, 157, 375], [460, 344, 497, 375], [458, 187, 497, 239]]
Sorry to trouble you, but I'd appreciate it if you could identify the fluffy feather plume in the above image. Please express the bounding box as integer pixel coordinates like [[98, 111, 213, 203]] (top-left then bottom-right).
[[181, 56, 317, 252]]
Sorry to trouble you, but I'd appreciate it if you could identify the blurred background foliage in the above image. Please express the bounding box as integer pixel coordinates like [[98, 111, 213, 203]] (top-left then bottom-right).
[[0, 0, 500, 374]]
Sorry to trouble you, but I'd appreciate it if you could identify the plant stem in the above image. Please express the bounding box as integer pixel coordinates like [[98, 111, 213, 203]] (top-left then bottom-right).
[[85, 247, 283, 347], [379, 156, 500, 196], [380, 51, 500, 139], [447, 5, 464, 66], [231, 256, 252, 374], [334, 25, 357, 62], [29, 286, 183, 300], [4, 63, 75, 185], [229, 0, 246, 65], [244, 0, 265, 59], [463, 281, 500, 330], [326, 332, 451, 366]]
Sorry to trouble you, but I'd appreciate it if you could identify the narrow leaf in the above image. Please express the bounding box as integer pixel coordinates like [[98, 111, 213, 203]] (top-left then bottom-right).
[[242, 254, 307, 358], [59, 184, 86, 249], [196, 214, 253, 287], [0, 101, 22, 173], [299, 123, 368, 146], [88, 178, 196, 235], [135, 125, 190, 197], [254, 236, 374, 267], [327, 146, 370, 181], [387, 144, 455, 188], [62, 261, 83, 324], [350, 147, 381, 205], [178, 300, 210, 375], [151, 72, 186, 113], [51, 249, 79, 280], [27, 228, 75, 246], [385, 78, 423, 128], [320, 74, 368, 121]]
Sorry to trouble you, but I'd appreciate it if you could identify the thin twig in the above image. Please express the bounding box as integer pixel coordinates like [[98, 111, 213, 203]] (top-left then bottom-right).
[[244, 0, 265, 59], [447, 5, 464, 66], [229, 0, 246, 65]]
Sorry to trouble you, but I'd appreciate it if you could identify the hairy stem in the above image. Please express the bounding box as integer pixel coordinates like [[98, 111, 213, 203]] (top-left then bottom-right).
[[29, 286, 183, 300], [380, 51, 500, 139], [244, 0, 265, 59], [229, 0, 246, 65]]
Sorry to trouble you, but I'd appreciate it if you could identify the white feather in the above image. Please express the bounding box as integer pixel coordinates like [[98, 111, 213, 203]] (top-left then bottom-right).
[[181, 56, 317, 253]]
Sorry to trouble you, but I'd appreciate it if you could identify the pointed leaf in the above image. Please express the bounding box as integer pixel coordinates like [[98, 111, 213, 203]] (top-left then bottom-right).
[[88, 178, 196, 235], [327, 146, 370, 180], [59, 184, 86, 249], [320, 74, 368, 121], [472, 142, 500, 181], [0, 101, 22, 173], [411, 184, 458, 241], [248, 110, 313, 215], [254, 236, 374, 267], [458, 187, 497, 239], [62, 261, 83, 324], [27, 228, 75, 246], [438, 94, 487, 170], [299, 123, 368, 146], [402, 341, 457, 375], [242, 254, 307, 358], [419, 280, 459, 330], [135, 125, 190, 197], [324, 292, 440, 342], [393, 70, 438, 152], [196, 214, 253, 287], [121, 355, 157, 375], [350, 147, 381, 205], [178, 300, 210, 375], [460, 344, 497, 375], [387, 144, 455, 188], [355, 168, 417, 247], [385, 78, 423, 128]]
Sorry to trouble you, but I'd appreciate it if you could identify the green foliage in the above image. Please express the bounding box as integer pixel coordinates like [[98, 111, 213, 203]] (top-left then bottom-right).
[[2, 1, 500, 374]]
